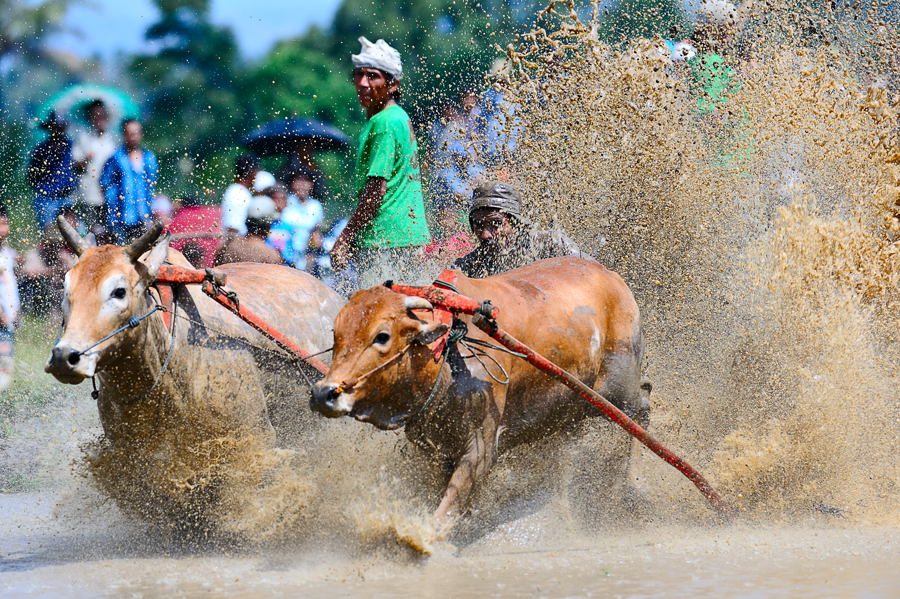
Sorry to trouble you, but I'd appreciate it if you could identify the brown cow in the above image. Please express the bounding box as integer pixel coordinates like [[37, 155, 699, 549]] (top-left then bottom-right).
[[310, 256, 650, 535], [45, 219, 343, 536]]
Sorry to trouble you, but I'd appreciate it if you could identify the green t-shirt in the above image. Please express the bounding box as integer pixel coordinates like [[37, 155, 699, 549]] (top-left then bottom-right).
[[690, 52, 737, 114], [354, 104, 431, 248]]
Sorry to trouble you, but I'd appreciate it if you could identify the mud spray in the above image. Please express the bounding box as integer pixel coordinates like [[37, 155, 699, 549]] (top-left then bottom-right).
[[483, 0, 898, 526], [5, 0, 897, 568]]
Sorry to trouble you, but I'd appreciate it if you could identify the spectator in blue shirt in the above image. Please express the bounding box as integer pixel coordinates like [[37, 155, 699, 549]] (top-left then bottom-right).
[[27, 111, 76, 230], [100, 119, 158, 243]]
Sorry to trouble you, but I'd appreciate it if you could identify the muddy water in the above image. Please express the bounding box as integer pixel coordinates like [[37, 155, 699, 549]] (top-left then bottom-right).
[[3, 489, 897, 598], [11, 437, 893, 596], [3, 0, 900, 595], [2, 392, 897, 597]]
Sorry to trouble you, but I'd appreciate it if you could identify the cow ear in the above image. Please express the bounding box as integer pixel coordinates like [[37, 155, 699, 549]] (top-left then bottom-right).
[[140, 233, 170, 281], [414, 321, 449, 345]]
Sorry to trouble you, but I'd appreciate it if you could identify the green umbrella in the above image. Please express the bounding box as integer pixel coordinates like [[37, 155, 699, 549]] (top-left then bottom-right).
[[36, 83, 140, 132]]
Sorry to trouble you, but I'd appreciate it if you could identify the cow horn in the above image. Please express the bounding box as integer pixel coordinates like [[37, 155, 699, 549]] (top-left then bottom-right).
[[56, 215, 87, 256], [404, 296, 433, 311], [124, 222, 164, 260]]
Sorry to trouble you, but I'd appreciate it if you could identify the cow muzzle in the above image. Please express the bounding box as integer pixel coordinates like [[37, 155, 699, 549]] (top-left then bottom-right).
[[45, 344, 97, 384], [310, 382, 354, 417]]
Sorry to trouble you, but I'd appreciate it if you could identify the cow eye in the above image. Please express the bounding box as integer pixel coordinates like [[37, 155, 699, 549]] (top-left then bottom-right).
[[373, 332, 390, 345], [111, 287, 127, 300]]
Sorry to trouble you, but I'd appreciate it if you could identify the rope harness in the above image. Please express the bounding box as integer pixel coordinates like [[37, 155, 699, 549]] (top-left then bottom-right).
[[89, 292, 178, 405], [398, 315, 528, 426], [84, 263, 331, 404], [75, 303, 164, 358], [332, 342, 414, 396]]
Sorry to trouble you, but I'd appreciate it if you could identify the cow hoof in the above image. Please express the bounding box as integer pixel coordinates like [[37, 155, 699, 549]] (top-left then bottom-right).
[[396, 530, 434, 556], [391, 516, 453, 558]]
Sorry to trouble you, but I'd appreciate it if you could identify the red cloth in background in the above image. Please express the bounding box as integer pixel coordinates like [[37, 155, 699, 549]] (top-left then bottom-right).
[[424, 232, 474, 263], [168, 205, 222, 268]]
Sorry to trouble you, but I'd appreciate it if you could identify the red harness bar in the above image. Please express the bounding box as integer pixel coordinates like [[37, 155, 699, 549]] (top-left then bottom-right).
[[386, 279, 733, 518], [153, 264, 329, 376], [388, 280, 499, 320]]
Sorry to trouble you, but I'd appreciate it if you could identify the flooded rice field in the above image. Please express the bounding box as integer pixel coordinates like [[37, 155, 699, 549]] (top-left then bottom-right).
[[1, 379, 896, 597], [2, 1, 899, 596], [3, 488, 896, 598], [2, 392, 897, 598]]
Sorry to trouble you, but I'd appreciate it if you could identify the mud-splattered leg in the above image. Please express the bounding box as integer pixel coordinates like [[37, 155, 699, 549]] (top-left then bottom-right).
[[433, 386, 505, 526]]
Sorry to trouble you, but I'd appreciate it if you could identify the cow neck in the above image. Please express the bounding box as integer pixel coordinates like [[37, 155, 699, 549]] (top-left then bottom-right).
[[96, 288, 179, 408], [402, 270, 459, 433]]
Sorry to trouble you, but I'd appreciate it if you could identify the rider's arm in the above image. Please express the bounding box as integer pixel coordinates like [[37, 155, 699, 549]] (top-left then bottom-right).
[[341, 176, 386, 244], [329, 177, 385, 269]]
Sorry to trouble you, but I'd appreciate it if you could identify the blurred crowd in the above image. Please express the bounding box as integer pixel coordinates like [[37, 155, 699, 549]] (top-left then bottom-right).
[[4, 73, 512, 320], [0, 0, 768, 391]]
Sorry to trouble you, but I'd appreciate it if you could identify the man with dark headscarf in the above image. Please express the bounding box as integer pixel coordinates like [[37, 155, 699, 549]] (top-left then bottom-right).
[[28, 111, 76, 230], [453, 181, 587, 278]]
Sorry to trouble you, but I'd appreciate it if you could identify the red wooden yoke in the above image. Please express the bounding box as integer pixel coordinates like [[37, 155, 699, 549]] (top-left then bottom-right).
[[153, 264, 329, 375]]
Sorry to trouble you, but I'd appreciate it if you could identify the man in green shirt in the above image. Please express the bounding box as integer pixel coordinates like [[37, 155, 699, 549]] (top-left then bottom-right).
[[331, 37, 431, 289], [688, 0, 754, 168]]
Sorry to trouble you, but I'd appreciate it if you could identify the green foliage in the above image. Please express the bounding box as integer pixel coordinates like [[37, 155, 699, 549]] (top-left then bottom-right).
[[246, 40, 358, 134], [244, 37, 362, 204], [154, 0, 209, 16], [0, 0, 87, 119], [0, 120, 37, 242], [1, 1, 85, 238], [128, 0, 247, 196], [597, 0, 692, 45], [0, 0, 75, 58]]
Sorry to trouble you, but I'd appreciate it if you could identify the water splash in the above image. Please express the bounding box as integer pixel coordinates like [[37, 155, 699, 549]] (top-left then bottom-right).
[[484, 0, 898, 523], [58, 0, 900, 544]]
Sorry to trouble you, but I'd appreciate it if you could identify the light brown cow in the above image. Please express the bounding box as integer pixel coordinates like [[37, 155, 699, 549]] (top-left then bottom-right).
[[46, 220, 343, 534], [311, 256, 650, 534]]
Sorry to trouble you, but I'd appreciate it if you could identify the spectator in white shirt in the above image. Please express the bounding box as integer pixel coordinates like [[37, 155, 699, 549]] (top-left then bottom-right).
[[284, 167, 324, 264], [221, 155, 259, 235], [0, 206, 20, 391], [72, 100, 118, 227]]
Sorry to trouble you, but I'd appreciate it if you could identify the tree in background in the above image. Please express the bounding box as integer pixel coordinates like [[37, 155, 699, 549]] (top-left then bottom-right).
[[596, 0, 692, 45], [246, 37, 357, 137], [241, 34, 359, 209], [1, 0, 89, 242], [128, 0, 246, 196], [0, 0, 75, 64]]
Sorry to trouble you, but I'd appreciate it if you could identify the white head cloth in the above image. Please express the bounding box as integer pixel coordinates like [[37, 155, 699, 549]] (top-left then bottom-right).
[[253, 170, 276, 193], [351, 36, 403, 80], [698, 0, 739, 26]]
